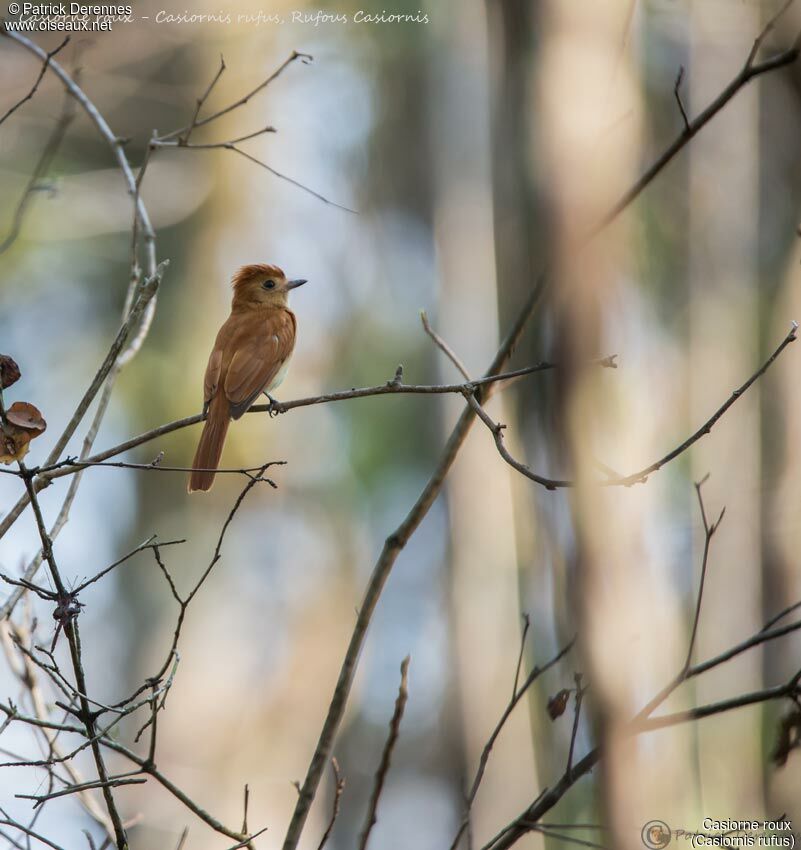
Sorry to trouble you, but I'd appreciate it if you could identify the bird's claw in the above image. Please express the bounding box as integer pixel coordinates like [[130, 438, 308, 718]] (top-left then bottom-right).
[[264, 393, 285, 418]]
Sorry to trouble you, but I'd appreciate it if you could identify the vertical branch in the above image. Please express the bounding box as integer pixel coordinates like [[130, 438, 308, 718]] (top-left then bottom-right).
[[15, 466, 128, 848], [683, 476, 725, 672], [357, 657, 410, 850]]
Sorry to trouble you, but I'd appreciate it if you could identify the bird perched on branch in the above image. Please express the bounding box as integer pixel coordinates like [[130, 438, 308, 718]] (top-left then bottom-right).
[[188, 263, 307, 492]]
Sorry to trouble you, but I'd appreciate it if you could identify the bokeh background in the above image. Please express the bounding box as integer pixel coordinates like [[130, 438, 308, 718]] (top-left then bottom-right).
[[1, 0, 801, 848]]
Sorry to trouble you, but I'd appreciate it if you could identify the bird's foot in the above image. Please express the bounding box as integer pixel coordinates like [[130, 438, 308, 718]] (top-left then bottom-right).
[[263, 392, 286, 418]]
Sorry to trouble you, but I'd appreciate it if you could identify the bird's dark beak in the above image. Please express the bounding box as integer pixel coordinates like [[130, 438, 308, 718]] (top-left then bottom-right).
[[286, 278, 307, 290]]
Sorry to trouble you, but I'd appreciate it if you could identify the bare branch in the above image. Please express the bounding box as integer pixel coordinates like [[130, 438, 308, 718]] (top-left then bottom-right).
[[744, 0, 796, 69], [16, 772, 146, 807], [153, 125, 277, 149], [316, 759, 345, 850], [420, 310, 472, 380], [181, 53, 226, 144], [565, 674, 585, 780], [512, 614, 530, 699], [157, 50, 312, 142], [596, 12, 800, 230], [762, 599, 801, 633], [467, 324, 797, 490], [448, 640, 575, 850], [673, 65, 690, 132], [0, 817, 66, 850], [0, 84, 76, 254], [0, 35, 69, 127], [72, 537, 185, 594], [358, 657, 410, 850], [684, 480, 725, 671], [160, 141, 357, 213]]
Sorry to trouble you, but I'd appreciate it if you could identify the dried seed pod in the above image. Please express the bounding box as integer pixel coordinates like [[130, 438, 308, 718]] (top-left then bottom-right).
[[1, 402, 47, 465], [547, 688, 570, 720], [0, 355, 21, 390], [6, 401, 46, 433]]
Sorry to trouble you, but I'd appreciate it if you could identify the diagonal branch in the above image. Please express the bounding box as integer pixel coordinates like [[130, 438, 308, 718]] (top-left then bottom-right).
[[180, 53, 226, 144], [467, 323, 797, 490], [0, 34, 69, 127], [154, 141, 357, 213], [0, 82, 76, 254]]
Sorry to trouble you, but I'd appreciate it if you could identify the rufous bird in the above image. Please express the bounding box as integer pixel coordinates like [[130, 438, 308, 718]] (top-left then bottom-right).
[[188, 263, 306, 492]]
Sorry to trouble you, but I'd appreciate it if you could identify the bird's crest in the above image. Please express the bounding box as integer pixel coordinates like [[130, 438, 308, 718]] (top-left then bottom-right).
[[231, 263, 285, 288]]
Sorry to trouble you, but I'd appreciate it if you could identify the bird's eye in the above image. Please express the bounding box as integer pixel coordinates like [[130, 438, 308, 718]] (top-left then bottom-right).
[[263, 280, 275, 290]]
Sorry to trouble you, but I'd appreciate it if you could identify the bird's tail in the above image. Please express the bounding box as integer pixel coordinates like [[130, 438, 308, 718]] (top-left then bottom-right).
[[188, 394, 230, 493]]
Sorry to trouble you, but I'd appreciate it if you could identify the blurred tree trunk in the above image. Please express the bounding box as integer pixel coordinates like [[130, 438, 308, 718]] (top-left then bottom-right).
[[428, 0, 541, 845], [688, 0, 763, 818], [484, 0, 574, 809]]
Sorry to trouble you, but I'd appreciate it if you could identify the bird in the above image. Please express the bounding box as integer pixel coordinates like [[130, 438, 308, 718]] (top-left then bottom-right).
[[187, 263, 307, 492]]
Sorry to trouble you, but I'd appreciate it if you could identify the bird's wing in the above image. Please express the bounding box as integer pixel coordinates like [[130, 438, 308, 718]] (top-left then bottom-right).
[[203, 348, 223, 407], [203, 314, 241, 406], [224, 310, 297, 420]]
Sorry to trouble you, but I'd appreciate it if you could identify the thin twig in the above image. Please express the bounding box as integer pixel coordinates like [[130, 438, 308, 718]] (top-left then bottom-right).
[[0, 83, 76, 254], [512, 614, 531, 699], [0, 818, 66, 850], [531, 825, 607, 850], [241, 784, 250, 835], [73, 537, 186, 594], [683, 480, 725, 671], [16, 772, 146, 807], [0, 36, 69, 127], [421, 310, 472, 380], [154, 126, 277, 149], [358, 657, 410, 850], [164, 142, 357, 213], [467, 323, 797, 490], [224, 827, 269, 850], [673, 65, 690, 132], [181, 53, 226, 144], [762, 599, 801, 633], [565, 674, 585, 779], [448, 640, 575, 850], [316, 759, 345, 850], [157, 50, 312, 142]]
